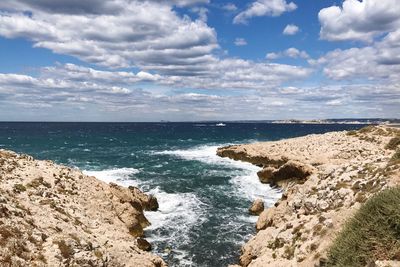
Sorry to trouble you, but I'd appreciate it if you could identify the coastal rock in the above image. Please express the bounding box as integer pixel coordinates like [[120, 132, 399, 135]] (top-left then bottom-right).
[[256, 207, 276, 231], [249, 199, 264, 215], [128, 186, 159, 211], [0, 149, 166, 267], [217, 126, 400, 267], [271, 160, 315, 185], [375, 260, 400, 267], [257, 167, 275, 183], [137, 238, 152, 251]]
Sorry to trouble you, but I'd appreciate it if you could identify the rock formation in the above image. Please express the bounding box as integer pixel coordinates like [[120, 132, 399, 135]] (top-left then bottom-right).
[[218, 126, 400, 267], [249, 199, 264, 215], [0, 149, 166, 267]]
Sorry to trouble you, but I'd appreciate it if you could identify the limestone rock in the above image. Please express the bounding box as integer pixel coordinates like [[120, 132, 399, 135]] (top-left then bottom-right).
[[271, 160, 315, 184], [256, 207, 276, 231], [137, 238, 152, 251], [257, 167, 276, 183], [0, 149, 166, 267], [249, 199, 264, 215], [216, 126, 400, 267]]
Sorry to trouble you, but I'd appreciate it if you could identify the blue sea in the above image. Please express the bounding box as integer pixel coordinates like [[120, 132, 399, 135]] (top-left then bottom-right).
[[0, 122, 365, 266]]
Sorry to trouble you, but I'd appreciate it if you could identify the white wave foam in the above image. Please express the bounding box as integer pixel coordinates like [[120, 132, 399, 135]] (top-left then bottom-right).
[[155, 145, 257, 169], [83, 167, 140, 186], [145, 187, 206, 265], [155, 145, 281, 202]]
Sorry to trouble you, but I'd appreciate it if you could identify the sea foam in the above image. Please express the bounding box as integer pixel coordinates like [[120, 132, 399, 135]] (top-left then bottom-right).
[[83, 167, 140, 186], [156, 144, 281, 201]]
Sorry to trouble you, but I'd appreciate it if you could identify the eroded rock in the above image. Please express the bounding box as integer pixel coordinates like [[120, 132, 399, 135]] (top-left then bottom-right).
[[249, 199, 264, 215]]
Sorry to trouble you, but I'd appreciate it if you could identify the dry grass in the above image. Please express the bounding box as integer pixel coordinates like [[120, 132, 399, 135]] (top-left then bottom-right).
[[327, 187, 400, 267]]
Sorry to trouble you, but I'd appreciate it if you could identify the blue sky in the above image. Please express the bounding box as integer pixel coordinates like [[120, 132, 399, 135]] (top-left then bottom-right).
[[0, 0, 399, 121]]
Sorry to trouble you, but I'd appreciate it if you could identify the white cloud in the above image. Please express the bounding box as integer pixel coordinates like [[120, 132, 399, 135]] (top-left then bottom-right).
[[0, 0, 218, 73], [221, 3, 237, 12], [234, 38, 247, 46], [319, 0, 400, 42], [233, 0, 297, 24], [266, 48, 309, 59], [283, 24, 299, 35], [1, 67, 398, 121], [165, 58, 312, 90], [266, 52, 279, 60], [314, 29, 400, 81], [191, 7, 208, 22]]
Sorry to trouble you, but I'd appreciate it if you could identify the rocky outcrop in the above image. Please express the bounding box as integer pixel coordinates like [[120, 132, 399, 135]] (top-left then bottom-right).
[[218, 126, 400, 267], [249, 199, 264, 215], [256, 160, 315, 186], [0, 149, 166, 267]]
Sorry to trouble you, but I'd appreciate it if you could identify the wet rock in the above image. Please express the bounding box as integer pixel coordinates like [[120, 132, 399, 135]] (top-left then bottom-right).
[[249, 199, 264, 215], [128, 186, 159, 211], [137, 238, 152, 251]]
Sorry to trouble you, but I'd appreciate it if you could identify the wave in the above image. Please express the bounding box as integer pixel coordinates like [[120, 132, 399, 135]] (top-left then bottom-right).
[[145, 188, 207, 266], [82, 166, 206, 266], [154, 144, 281, 201], [83, 167, 140, 186]]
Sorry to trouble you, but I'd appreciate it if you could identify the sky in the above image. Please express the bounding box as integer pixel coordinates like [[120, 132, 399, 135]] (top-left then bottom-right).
[[0, 0, 399, 121]]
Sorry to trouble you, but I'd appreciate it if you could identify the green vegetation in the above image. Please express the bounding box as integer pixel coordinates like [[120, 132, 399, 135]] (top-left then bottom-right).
[[13, 183, 26, 193], [386, 136, 400, 150], [327, 187, 400, 267], [55, 240, 74, 259], [390, 149, 400, 164]]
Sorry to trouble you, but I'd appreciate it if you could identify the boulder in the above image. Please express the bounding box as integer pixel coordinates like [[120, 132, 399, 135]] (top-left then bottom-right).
[[257, 167, 276, 183], [128, 186, 159, 211], [256, 207, 276, 231], [249, 199, 264, 215], [137, 238, 152, 251]]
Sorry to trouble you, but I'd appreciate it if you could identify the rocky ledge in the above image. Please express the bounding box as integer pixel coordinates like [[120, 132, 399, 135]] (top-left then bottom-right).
[[0, 149, 166, 267], [217, 126, 400, 267]]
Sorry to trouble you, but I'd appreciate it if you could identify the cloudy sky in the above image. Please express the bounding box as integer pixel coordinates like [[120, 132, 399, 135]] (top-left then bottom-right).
[[0, 0, 399, 121]]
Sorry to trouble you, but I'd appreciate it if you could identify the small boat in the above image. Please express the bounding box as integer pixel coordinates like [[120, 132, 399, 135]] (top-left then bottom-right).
[[216, 123, 226, 127]]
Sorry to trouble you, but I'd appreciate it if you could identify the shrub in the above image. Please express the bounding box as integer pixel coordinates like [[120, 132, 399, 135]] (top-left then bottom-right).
[[327, 187, 400, 267], [386, 137, 400, 150], [55, 240, 74, 259], [13, 184, 26, 193], [391, 149, 400, 163]]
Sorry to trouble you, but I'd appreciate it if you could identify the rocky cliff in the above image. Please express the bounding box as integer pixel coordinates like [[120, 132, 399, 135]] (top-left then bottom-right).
[[0, 149, 166, 267], [217, 126, 400, 267]]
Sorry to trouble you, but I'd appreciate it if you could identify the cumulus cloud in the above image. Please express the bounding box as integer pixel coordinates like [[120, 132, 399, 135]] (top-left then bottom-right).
[[1, 66, 397, 121], [221, 3, 237, 12], [0, 0, 218, 73], [165, 58, 312, 90], [283, 24, 299, 35], [313, 29, 400, 81], [234, 38, 247, 46], [233, 0, 297, 24], [319, 0, 400, 42], [266, 48, 309, 60]]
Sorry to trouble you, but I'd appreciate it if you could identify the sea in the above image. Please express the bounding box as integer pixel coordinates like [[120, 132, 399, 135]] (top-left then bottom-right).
[[0, 122, 365, 266]]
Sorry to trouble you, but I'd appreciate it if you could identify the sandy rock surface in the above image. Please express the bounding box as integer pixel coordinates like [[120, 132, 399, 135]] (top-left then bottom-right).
[[0, 150, 166, 267], [218, 126, 400, 267]]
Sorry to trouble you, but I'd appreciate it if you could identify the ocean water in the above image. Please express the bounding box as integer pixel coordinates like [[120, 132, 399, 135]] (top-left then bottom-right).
[[0, 122, 365, 266]]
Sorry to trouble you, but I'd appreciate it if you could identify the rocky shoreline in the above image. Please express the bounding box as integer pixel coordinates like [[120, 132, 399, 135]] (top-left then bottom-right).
[[0, 149, 166, 266], [217, 126, 400, 267]]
